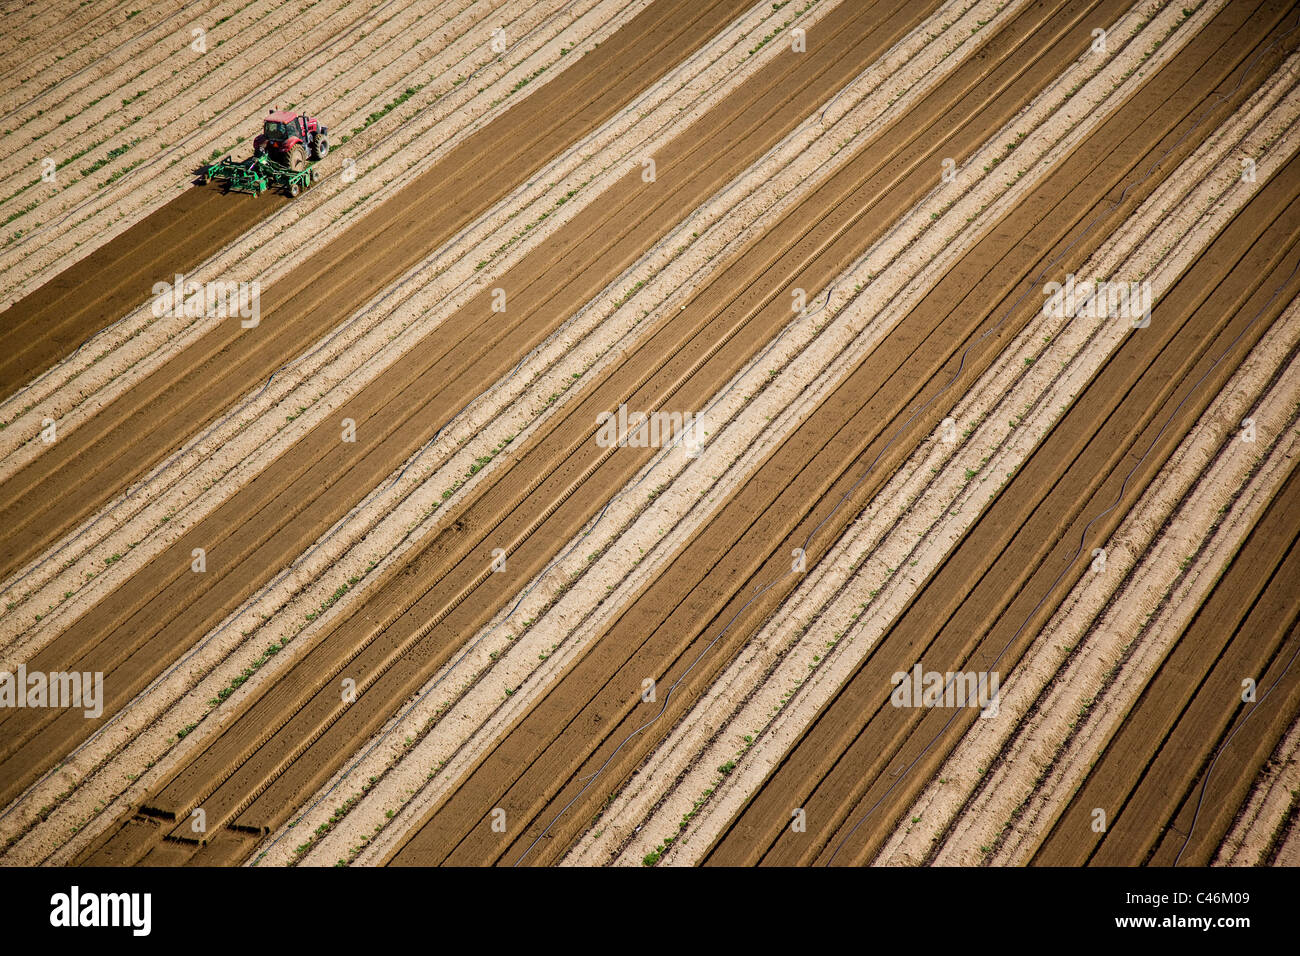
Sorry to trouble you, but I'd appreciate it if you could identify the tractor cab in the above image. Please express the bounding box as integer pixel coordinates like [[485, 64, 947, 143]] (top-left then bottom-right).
[[261, 111, 305, 145], [253, 108, 329, 170]]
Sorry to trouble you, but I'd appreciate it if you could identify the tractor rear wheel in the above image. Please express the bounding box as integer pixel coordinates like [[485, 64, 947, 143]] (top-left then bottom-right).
[[286, 145, 307, 171]]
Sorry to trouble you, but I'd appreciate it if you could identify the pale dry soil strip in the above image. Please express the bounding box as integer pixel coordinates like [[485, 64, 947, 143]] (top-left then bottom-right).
[[2, 0, 840, 864], [0, 0, 211, 138], [1215, 712, 1300, 865], [284, 0, 1035, 866], [339, 0, 1200, 867], [910, 316, 1300, 865], [0, 1, 210, 106], [0, 0, 155, 80], [562, 0, 1266, 865], [1271, 766, 1300, 864]]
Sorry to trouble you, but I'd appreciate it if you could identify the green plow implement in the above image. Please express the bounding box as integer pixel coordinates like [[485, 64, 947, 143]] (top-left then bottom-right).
[[203, 153, 317, 197]]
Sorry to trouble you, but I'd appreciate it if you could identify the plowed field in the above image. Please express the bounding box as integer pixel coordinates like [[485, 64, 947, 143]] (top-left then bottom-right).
[[2, 0, 1297, 873]]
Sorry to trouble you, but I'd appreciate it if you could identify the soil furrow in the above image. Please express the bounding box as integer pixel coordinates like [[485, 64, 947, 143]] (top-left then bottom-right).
[[0, 187, 286, 397], [710, 153, 1300, 867], [380, 0, 1293, 867], [1031, 471, 1300, 864]]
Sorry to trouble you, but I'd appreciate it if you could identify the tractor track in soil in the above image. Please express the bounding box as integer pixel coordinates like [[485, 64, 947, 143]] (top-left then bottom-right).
[[0, 0, 751, 586], [366, 0, 1297, 866], [704, 141, 1300, 866], [66, 0, 969, 866]]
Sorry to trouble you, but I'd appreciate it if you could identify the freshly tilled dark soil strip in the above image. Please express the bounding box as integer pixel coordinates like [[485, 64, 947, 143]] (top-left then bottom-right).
[[0, 0, 751, 582], [0, 185, 286, 399], [380, 0, 1296, 867], [1033, 468, 1300, 865], [712, 148, 1300, 867]]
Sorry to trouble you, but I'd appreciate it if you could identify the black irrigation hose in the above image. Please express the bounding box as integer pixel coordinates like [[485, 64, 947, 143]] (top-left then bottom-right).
[[1174, 628, 1300, 865]]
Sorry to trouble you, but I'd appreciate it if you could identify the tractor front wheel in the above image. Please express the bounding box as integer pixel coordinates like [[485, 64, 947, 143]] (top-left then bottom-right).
[[312, 136, 329, 161], [286, 145, 307, 171]]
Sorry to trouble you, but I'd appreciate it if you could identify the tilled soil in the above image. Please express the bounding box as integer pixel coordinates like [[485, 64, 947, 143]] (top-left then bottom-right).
[[383, 0, 1300, 867], [3, 0, 1299, 870]]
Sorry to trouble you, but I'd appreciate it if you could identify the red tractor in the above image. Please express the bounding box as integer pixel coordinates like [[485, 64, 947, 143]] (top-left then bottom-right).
[[253, 108, 328, 171]]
